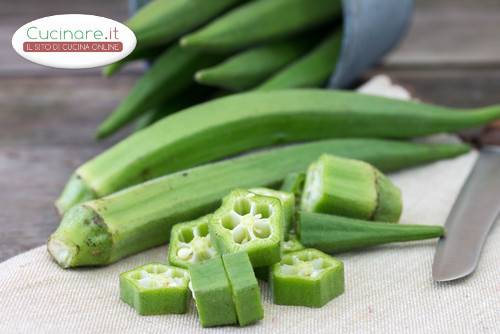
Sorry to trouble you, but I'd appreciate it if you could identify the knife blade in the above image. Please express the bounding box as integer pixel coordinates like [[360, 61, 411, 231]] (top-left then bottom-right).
[[432, 146, 500, 282]]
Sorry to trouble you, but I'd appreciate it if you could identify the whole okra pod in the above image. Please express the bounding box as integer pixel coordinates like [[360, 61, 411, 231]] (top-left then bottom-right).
[[56, 89, 493, 214], [48, 139, 468, 268]]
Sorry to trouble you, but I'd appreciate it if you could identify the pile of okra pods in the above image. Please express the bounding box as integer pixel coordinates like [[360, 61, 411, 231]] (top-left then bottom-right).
[[45, 0, 500, 328], [118, 156, 444, 327]]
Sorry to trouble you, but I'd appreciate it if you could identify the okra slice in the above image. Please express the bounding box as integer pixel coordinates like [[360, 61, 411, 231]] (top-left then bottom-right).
[[168, 215, 217, 268], [210, 189, 283, 268], [120, 263, 189, 315], [249, 187, 295, 234], [222, 252, 264, 326], [271, 249, 344, 308], [301, 155, 402, 222], [282, 233, 305, 254], [189, 257, 237, 327]]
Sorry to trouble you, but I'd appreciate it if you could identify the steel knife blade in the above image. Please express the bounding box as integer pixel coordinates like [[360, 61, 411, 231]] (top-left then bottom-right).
[[432, 146, 500, 282]]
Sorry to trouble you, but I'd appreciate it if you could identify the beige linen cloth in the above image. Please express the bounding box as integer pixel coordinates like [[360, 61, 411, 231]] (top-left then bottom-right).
[[0, 76, 498, 333]]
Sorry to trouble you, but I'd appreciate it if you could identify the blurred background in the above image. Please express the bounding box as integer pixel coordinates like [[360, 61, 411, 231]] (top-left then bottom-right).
[[1, 0, 500, 261]]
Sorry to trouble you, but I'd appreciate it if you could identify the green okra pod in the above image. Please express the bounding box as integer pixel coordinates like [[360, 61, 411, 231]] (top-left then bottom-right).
[[301, 155, 402, 222], [258, 28, 342, 90], [298, 212, 445, 253], [168, 215, 217, 269], [56, 89, 492, 214], [96, 45, 220, 139], [127, 0, 245, 50], [181, 0, 342, 53], [49, 139, 468, 268], [209, 189, 284, 267], [270, 248, 344, 307], [222, 252, 264, 326], [120, 263, 190, 315], [195, 37, 315, 91], [189, 257, 237, 327]]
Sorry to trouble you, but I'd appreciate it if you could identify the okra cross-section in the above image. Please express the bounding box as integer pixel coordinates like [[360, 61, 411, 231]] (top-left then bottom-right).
[[249, 187, 295, 234], [189, 257, 237, 327], [209, 189, 283, 267], [120, 263, 190, 315], [168, 215, 217, 268], [301, 155, 402, 223], [271, 249, 344, 308], [222, 252, 264, 326]]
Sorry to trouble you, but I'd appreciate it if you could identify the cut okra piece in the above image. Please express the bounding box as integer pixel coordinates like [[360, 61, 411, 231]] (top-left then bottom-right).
[[301, 155, 402, 223], [168, 215, 217, 268], [222, 252, 264, 326], [280, 172, 306, 200], [271, 249, 344, 308], [283, 233, 305, 253], [189, 257, 237, 327], [120, 263, 190, 315], [210, 189, 283, 267], [249, 187, 295, 234]]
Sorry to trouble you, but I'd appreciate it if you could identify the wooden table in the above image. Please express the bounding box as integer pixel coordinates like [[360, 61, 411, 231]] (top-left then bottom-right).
[[1, 0, 499, 261]]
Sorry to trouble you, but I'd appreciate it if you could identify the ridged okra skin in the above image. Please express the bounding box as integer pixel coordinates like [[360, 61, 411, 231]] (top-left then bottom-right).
[[258, 28, 342, 90], [271, 249, 344, 308], [120, 263, 190, 315], [222, 252, 264, 326], [249, 187, 295, 234], [181, 0, 342, 53], [55, 88, 490, 215], [298, 212, 445, 253], [301, 155, 402, 222], [49, 139, 471, 268], [209, 190, 283, 268], [189, 257, 237, 327], [195, 38, 315, 91], [168, 215, 217, 269]]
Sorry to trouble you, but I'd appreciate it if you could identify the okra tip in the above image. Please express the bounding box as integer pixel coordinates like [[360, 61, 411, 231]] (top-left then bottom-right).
[[55, 173, 97, 216], [48, 205, 112, 268]]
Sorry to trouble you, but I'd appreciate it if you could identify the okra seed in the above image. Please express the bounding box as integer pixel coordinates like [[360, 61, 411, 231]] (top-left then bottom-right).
[[232, 224, 250, 244], [253, 219, 271, 239], [177, 247, 193, 260]]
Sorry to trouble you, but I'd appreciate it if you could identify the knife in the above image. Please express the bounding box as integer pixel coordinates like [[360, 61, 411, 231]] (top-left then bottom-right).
[[432, 146, 500, 282]]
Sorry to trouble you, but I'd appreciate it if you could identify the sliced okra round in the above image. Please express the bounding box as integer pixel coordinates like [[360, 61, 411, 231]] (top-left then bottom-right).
[[168, 215, 217, 268], [282, 233, 305, 254], [249, 187, 295, 234], [209, 189, 283, 268], [271, 248, 344, 308], [301, 154, 402, 222], [119, 263, 190, 315]]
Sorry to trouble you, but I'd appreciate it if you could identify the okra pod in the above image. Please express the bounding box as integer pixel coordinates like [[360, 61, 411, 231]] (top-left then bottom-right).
[[181, 0, 342, 53], [127, 0, 245, 50], [195, 37, 315, 91], [209, 190, 284, 267], [189, 257, 237, 327], [298, 212, 445, 253], [258, 28, 342, 90], [249, 187, 295, 234], [270, 249, 344, 307], [168, 215, 217, 269], [96, 45, 219, 139], [301, 155, 402, 222], [120, 263, 190, 315], [56, 89, 491, 214], [102, 44, 166, 77], [222, 252, 264, 326], [49, 139, 469, 268]]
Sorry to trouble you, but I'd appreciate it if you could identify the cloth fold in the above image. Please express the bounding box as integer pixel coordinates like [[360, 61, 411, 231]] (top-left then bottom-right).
[[1, 76, 498, 333]]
